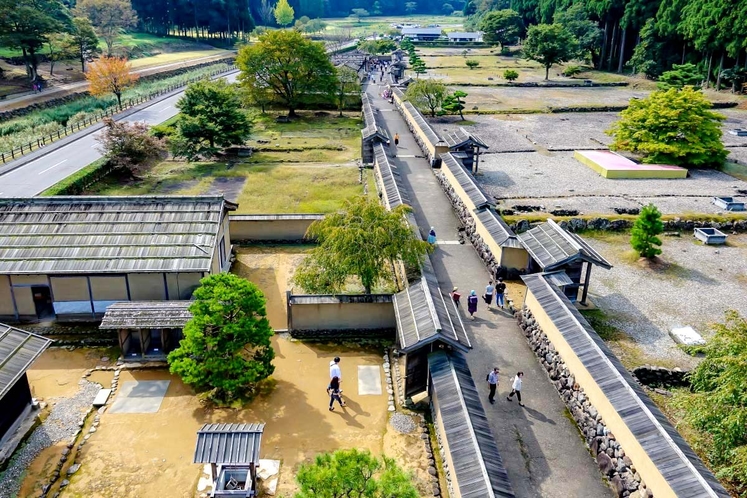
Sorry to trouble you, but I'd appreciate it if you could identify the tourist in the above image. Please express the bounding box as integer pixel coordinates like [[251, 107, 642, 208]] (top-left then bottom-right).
[[507, 372, 524, 407], [394, 133, 400, 147], [427, 227, 437, 244], [486, 367, 499, 404], [328, 376, 345, 411], [495, 277, 506, 309], [450, 287, 461, 307], [329, 357, 341, 383], [467, 290, 478, 320], [483, 281, 495, 309]]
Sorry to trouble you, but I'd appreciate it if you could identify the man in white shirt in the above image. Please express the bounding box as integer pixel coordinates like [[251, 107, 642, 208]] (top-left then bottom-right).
[[329, 357, 342, 382], [487, 367, 499, 404]]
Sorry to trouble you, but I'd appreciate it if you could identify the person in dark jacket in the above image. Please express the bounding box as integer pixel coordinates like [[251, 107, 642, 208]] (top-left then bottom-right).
[[495, 277, 506, 309], [327, 376, 345, 411], [467, 290, 478, 320]]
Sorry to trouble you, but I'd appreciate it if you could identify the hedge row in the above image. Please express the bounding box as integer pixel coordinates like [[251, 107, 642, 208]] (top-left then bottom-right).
[[41, 158, 119, 196]]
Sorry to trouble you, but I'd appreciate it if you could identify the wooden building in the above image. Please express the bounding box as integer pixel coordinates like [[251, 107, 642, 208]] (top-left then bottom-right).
[[0, 196, 236, 323], [193, 423, 264, 497], [393, 255, 471, 397], [518, 219, 611, 304], [401, 27, 443, 41], [441, 128, 489, 173], [99, 301, 192, 360], [429, 351, 515, 498], [0, 323, 51, 442], [447, 32, 483, 42]]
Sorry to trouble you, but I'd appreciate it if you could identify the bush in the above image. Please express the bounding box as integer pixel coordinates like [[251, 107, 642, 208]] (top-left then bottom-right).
[[630, 203, 663, 258], [96, 118, 166, 173], [41, 157, 116, 195], [500, 46, 512, 56], [465, 59, 480, 69], [563, 65, 582, 77], [503, 69, 519, 82]]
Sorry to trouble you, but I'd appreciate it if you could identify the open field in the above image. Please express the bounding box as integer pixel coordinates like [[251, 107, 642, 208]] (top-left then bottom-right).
[[127, 49, 233, 69], [322, 14, 463, 37], [86, 112, 373, 213], [581, 232, 747, 366]]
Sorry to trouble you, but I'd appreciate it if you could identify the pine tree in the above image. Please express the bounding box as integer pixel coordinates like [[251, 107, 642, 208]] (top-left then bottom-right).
[[630, 204, 664, 259], [442, 90, 467, 120]]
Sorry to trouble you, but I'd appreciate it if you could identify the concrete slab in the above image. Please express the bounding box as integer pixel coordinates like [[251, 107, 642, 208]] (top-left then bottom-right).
[[670, 326, 705, 346], [358, 365, 382, 395], [258, 459, 280, 480], [92, 388, 112, 407], [108, 381, 170, 414]]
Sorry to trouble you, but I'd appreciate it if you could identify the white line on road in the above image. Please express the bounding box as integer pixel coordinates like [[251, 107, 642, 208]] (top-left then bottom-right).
[[38, 159, 67, 175], [158, 106, 172, 113], [437, 241, 463, 245], [90, 144, 97, 148]]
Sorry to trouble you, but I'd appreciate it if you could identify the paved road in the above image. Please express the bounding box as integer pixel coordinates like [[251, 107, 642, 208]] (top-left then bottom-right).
[[0, 72, 239, 197], [0, 52, 234, 111], [366, 82, 614, 498]]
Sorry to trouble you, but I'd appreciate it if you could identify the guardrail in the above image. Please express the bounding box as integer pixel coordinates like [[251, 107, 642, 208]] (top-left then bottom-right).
[[0, 64, 237, 165]]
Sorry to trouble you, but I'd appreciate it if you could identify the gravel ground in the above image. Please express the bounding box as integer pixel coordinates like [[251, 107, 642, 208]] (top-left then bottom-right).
[[727, 147, 747, 165], [0, 380, 100, 498], [586, 234, 747, 363], [389, 412, 416, 434], [476, 151, 747, 215]]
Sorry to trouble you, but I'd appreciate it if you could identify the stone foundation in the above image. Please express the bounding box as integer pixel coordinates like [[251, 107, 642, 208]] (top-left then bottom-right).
[[517, 307, 653, 498], [510, 217, 747, 234]]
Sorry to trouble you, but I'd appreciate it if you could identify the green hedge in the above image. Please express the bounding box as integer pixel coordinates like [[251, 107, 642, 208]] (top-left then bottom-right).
[[41, 158, 119, 196]]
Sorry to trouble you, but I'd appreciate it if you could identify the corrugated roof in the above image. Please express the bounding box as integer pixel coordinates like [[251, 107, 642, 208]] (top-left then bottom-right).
[[193, 423, 264, 465], [442, 128, 489, 149], [474, 208, 522, 249], [0, 323, 52, 399], [401, 27, 443, 36], [99, 301, 193, 329], [440, 153, 495, 209], [0, 196, 236, 274], [522, 274, 730, 498], [429, 351, 515, 498], [518, 219, 612, 270], [374, 143, 410, 209], [362, 93, 390, 145]]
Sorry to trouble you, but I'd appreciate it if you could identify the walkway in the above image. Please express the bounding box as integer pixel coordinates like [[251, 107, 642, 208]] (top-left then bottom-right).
[[366, 82, 612, 498]]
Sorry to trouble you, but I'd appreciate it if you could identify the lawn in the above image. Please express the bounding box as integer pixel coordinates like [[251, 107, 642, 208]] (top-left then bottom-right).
[[128, 49, 232, 69], [322, 14, 463, 37]]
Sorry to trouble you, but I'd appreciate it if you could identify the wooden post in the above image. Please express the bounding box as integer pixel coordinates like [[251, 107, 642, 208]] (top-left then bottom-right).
[[580, 262, 593, 306]]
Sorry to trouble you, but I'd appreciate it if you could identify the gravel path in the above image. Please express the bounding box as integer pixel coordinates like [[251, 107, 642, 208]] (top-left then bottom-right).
[[0, 380, 100, 498], [587, 234, 747, 363], [476, 151, 747, 215], [389, 412, 416, 434]]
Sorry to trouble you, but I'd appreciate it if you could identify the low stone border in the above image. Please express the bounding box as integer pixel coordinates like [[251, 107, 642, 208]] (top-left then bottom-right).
[[517, 308, 652, 498], [509, 217, 747, 234]]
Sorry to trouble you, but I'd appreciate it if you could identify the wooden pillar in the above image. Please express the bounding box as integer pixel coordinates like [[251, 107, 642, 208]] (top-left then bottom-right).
[[580, 262, 593, 306], [139, 328, 146, 359]]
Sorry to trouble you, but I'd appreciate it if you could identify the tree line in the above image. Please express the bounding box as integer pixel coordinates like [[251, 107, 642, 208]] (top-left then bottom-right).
[[466, 0, 747, 89]]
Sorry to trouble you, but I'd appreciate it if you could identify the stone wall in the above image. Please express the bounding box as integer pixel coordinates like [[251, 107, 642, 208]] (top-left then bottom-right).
[[287, 328, 395, 340], [517, 308, 653, 498]]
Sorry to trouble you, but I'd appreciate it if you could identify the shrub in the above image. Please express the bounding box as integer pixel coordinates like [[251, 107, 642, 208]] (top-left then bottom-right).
[[96, 118, 166, 174], [563, 65, 582, 77], [630, 203, 663, 259], [465, 59, 480, 69], [503, 69, 519, 82]]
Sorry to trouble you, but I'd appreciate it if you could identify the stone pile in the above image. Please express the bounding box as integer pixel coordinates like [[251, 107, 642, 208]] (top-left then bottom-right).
[[631, 366, 689, 388], [517, 308, 653, 498]]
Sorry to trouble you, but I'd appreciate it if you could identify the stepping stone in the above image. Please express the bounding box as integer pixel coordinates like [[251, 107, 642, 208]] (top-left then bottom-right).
[[258, 459, 281, 480], [358, 365, 382, 395], [92, 388, 111, 408]]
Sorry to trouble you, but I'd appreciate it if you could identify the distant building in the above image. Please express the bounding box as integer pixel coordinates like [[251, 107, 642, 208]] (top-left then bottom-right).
[[447, 32, 483, 42], [401, 27, 443, 41], [0, 195, 236, 323]]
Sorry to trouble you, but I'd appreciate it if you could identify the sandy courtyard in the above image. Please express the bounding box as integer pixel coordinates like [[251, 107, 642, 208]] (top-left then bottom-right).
[[46, 338, 402, 498]]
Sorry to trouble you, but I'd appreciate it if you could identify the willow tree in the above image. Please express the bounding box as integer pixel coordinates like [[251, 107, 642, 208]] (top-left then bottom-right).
[[293, 198, 432, 294]]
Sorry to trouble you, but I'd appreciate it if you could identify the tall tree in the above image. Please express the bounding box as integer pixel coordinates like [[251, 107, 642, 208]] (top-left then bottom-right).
[[293, 198, 432, 294], [630, 204, 664, 259], [553, 4, 603, 64], [86, 55, 137, 108], [0, 0, 70, 81], [258, 0, 274, 25], [405, 79, 447, 118], [66, 17, 100, 72], [607, 86, 727, 168], [334, 66, 359, 117], [274, 0, 295, 26], [46, 33, 74, 76], [172, 79, 252, 160], [523, 23, 579, 80], [168, 273, 275, 405], [237, 29, 337, 117], [75, 0, 137, 55], [478, 9, 523, 47], [295, 449, 419, 498]]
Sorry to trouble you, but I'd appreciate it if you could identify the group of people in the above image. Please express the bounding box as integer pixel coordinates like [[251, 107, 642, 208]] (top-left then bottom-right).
[[450, 278, 507, 320], [368, 59, 389, 85], [487, 367, 525, 407], [31, 81, 43, 93]]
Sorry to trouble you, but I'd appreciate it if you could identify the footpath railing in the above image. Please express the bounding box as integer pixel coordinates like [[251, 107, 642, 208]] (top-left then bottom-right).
[[0, 64, 237, 165]]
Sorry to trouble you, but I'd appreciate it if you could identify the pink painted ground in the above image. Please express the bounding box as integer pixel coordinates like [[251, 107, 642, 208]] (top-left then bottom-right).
[[578, 150, 685, 171]]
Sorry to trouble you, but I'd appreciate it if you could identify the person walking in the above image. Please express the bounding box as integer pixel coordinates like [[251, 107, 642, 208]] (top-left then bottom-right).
[[328, 376, 346, 411], [495, 277, 506, 309], [487, 367, 499, 404], [427, 227, 437, 245], [394, 133, 400, 147], [507, 371, 524, 407], [450, 287, 461, 307], [329, 357, 341, 383], [467, 290, 478, 320], [483, 281, 495, 309]]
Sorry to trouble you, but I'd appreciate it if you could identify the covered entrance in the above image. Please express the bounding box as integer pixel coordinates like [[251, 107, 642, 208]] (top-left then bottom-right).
[[99, 301, 193, 361]]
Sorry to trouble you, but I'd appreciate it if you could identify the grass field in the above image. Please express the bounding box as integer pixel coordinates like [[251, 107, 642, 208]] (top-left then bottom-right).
[[322, 14, 463, 37], [128, 49, 232, 69], [86, 112, 371, 213]]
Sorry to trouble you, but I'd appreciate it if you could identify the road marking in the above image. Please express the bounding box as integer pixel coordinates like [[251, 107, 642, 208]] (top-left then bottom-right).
[[158, 106, 172, 113], [38, 159, 67, 175], [436, 240, 463, 245], [396, 154, 416, 158], [90, 144, 97, 148]]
